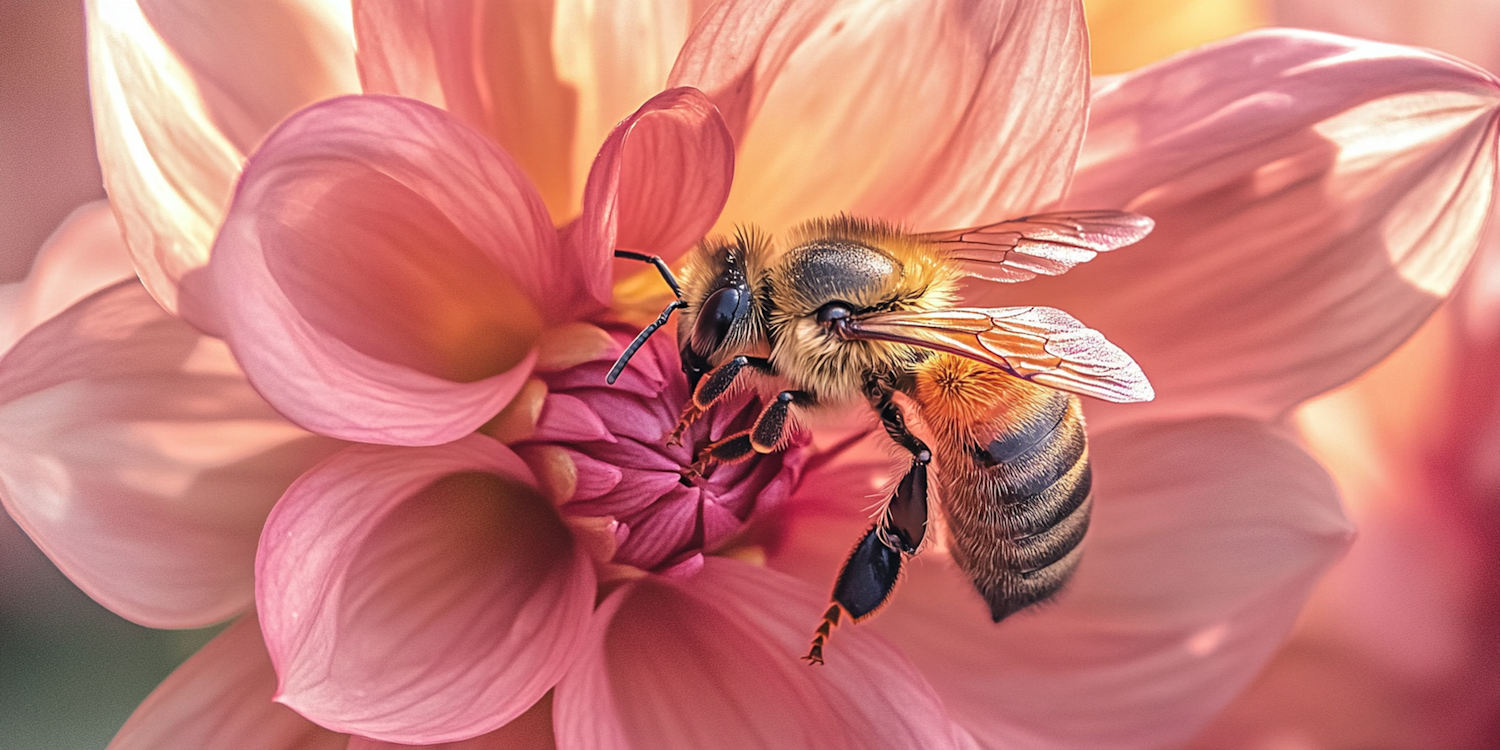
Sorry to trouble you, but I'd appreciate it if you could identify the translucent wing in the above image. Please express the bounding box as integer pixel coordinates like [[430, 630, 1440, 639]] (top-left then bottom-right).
[[918, 210, 1154, 283], [841, 307, 1153, 403]]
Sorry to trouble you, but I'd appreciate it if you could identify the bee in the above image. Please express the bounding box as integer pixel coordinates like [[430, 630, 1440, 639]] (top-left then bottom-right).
[[607, 211, 1155, 664]]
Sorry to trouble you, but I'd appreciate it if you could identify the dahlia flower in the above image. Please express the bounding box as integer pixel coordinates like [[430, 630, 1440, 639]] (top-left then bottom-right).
[[2, 1, 1498, 749]]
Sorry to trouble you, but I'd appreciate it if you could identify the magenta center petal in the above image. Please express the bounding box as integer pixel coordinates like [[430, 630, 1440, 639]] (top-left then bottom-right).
[[521, 325, 809, 574]]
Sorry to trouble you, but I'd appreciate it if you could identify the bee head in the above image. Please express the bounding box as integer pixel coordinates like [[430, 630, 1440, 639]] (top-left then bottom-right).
[[681, 269, 750, 390], [676, 230, 771, 392]]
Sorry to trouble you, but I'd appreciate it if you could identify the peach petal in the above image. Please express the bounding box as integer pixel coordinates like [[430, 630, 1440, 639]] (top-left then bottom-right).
[[554, 557, 976, 750], [258, 437, 594, 744], [86, 0, 357, 317], [0, 201, 137, 355], [766, 418, 1351, 750], [354, 0, 701, 222], [206, 95, 583, 445], [983, 29, 1500, 431], [564, 87, 735, 296], [670, 0, 1088, 234], [0, 281, 343, 628], [109, 612, 347, 750], [86, 0, 239, 316], [137, 0, 359, 153]]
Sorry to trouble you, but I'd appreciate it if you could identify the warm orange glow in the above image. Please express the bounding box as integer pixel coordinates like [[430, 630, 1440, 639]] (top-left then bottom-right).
[[1084, 0, 1269, 75]]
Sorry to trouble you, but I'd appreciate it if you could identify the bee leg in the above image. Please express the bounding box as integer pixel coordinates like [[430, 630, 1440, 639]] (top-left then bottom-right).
[[802, 604, 842, 665], [750, 390, 815, 453], [805, 525, 902, 665], [687, 387, 811, 476], [669, 355, 774, 445], [805, 378, 931, 663], [666, 402, 702, 447], [684, 433, 756, 477], [865, 377, 931, 551]]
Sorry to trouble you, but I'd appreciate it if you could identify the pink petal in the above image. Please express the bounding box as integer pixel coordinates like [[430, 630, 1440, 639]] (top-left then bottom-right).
[[0, 200, 137, 354], [669, 0, 1088, 234], [0, 281, 343, 628], [85, 0, 357, 317], [205, 95, 590, 446], [766, 418, 1352, 750], [258, 436, 595, 744], [563, 87, 735, 293], [554, 557, 976, 750], [532, 393, 616, 444], [981, 29, 1500, 430], [110, 612, 347, 750], [346, 695, 555, 750], [354, 1, 702, 221]]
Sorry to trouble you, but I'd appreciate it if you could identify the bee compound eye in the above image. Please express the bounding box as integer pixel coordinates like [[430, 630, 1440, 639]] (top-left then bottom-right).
[[815, 302, 853, 326], [690, 285, 746, 355]]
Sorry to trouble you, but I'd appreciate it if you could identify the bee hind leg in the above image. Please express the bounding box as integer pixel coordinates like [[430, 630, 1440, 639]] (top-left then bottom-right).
[[865, 376, 931, 551], [804, 377, 932, 663], [806, 524, 903, 664]]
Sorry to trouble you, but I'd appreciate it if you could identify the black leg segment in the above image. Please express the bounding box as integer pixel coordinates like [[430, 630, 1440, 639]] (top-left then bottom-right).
[[751, 390, 814, 452], [880, 460, 928, 553], [832, 525, 903, 620]]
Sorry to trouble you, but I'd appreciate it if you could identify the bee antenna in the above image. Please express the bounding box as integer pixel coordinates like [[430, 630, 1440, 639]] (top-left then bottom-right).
[[607, 299, 686, 384], [607, 250, 686, 385], [614, 250, 684, 299]]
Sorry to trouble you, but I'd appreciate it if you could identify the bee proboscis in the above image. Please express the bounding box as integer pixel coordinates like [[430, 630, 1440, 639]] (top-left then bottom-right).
[[607, 210, 1155, 663]]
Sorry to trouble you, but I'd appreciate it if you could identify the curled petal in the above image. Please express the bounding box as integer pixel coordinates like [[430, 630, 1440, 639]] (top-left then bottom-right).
[[85, 0, 357, 317], [0, 201, 137, 355], [766, 418, 1351, 750], [0, 281, 342, 628], [555, 557, 975, 750], [983, 29, 1500, 429], [206, 95, 586, 445], [258, 437, 594, 744], [670, 0, 1088, 233], [564, 87, 735, 294], [355, 0, 700, 221], [109, 612, 347, 750]]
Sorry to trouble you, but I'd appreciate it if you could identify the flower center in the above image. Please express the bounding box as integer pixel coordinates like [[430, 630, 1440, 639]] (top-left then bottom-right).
[[516, 324, 807, 577]]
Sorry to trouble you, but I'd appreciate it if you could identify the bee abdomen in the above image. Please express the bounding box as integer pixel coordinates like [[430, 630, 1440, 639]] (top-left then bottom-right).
[[939, 391, 1092, 623]]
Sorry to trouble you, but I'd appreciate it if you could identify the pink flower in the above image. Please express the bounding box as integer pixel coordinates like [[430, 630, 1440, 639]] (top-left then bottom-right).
[[1174, 3, 1500, 748], [2, 2, 1497, 749]]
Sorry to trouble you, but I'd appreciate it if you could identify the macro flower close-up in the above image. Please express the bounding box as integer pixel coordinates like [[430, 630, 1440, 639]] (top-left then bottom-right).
[[3, 1, 1500, 748]]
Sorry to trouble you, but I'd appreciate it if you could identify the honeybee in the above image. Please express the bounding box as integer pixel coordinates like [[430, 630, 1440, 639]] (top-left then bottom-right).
[[607, 211, 1155, 664]]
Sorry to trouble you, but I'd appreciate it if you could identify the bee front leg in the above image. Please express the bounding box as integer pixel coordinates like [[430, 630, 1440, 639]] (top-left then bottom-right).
[[669, 355, 773, 445], [751, 390, 816, 452], [686, 388, 813, 476]]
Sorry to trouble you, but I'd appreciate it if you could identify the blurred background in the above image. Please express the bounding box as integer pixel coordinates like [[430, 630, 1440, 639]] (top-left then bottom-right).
[[0, 3, 220, 749], [3, 0, 1498, 748]]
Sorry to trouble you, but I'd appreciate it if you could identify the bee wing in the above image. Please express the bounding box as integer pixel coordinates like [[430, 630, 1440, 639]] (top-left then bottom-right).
[[842, 307, 1154, 403], [917, 210, 1154, 283]]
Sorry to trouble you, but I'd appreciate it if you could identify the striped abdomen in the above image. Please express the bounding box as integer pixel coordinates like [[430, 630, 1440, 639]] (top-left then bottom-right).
[[913, 356, 1092, 622]]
